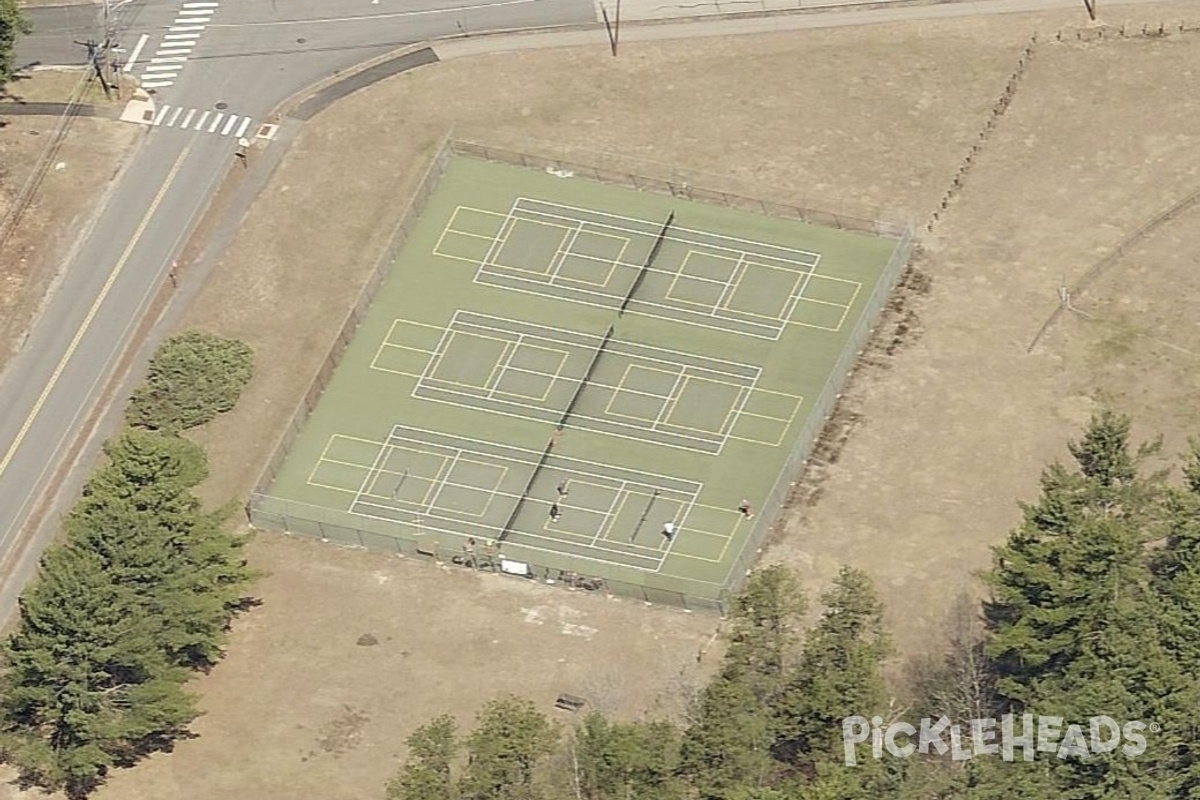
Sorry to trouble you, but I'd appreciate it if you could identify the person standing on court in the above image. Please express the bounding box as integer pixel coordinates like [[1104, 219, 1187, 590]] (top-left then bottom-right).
[[738, 500, 754, 520], [662, 521, 676, 542], [549, 503, 562, 523]]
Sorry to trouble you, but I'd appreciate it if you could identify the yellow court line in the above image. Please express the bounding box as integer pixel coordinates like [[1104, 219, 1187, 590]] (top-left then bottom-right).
[[0, 147, 192, 478]]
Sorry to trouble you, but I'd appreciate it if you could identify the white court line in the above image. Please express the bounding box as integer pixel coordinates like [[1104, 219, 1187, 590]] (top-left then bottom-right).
[[388, 426, 703, 490], [221, 116, 238, 136], [515, 196, 822, 264], [476, 271, 786, 340], [478, 205, 516, 270], [166, 107, 183, 126], [305, 435, 346, 488], [234, 116, 252, 138], [151, 105, 169, 125], [349, 441, 391, 514], [451, 311, 757, 377], [180, 108, 196, 128], [589, 483, 626, 548], [484, 335, 521, 400], [123, 33, 148, 72], [207, 113, 224, 133], [547, 220, 583, 282], [651, 369, 688, 428], [423, 452, 462, 513], [193, 110, 210, 130], [314, 470, 688, 572], [415, 386, 726, 455], [712, 253, 746, 313], [420, 325, 752, 401]]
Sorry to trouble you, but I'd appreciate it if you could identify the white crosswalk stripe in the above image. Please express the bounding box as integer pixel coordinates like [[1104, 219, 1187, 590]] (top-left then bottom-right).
[[145, 103, 254, 138], [136, 0, 219, 91]]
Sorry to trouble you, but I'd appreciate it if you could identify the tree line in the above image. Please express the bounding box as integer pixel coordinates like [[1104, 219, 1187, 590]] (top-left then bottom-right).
[[0, 332, 257, 798], [386, 410, 1200, 799]]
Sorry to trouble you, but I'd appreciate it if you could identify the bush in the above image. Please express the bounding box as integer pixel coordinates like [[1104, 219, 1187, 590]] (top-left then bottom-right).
[[127, 332, 253, 432]]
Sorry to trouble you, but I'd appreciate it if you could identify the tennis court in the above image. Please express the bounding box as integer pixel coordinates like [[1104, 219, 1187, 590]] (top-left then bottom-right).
[[250, 149, 909, 609]]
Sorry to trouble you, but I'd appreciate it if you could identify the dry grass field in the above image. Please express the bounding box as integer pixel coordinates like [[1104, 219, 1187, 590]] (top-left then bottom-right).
[[5, 3, 1192, 799]]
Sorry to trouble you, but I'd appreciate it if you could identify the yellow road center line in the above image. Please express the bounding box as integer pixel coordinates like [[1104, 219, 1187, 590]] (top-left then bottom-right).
[[0, 146, 192, 478]]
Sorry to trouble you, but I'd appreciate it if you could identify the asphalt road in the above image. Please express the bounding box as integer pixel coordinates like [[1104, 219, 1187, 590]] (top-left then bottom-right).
[[0, 0, 595, 621], [0, 0, 1114, 620]]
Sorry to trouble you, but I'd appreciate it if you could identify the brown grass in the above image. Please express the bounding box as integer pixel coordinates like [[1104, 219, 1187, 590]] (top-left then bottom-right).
[[6, 3, 1198, 798]]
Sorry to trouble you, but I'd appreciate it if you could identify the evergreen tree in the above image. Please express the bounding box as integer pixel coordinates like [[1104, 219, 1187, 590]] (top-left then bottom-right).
[[774, 567, 890, 780], [0, 0, 30, 87], [66, 430, 254, 668], [126, 332, 254, 432], [1067, 408, 1136, 487], [458, 697, 558, 800], [574, 713, 684, 800], [1183, 438, 1200, 496], [681, 566, 807, 799], [386, 715, 458, 800], [724, 564, 806, 694], [981, 413, 1199, 796], [0, 546, 195, 797], [681, 674, 777, 800]]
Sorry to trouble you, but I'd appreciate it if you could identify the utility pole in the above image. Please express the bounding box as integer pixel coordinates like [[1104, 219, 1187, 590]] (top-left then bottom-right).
[[99, 0, 135, 96], [74, 38, 112, 99]]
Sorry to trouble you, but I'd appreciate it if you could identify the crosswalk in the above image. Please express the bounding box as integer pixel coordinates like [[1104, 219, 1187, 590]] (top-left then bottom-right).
[[137, 1, 220, 90], [149, 104, 255, 138]]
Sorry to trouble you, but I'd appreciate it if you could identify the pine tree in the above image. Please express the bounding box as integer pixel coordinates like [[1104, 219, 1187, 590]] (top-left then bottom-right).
[[774, 567, 890, 779], [387, 715, 458, 800], [574, 713, 684, 800], [0, 546, 195, 797], [458, 697, 558, 800], [724, 564, 806, 694], [1067, 409, 1136, 487], [681, 566, 807, 799], [680, 674, 777, 800], [66, 430, 254, 668], [0, 0, 30, 86], [980, 413, 1199, 796], [1182, 438, 1200, 496], [983, 412, 1168, 702]]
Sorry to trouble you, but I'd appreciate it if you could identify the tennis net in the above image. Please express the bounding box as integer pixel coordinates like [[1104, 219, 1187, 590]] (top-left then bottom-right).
[[497, 434, 556, 542], [619, 211, 675, 315], [557, 324, 614, 431]]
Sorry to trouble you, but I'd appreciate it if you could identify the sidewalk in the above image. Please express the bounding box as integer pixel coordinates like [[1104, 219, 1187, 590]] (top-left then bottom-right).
[[438, 0, 1175, 58]]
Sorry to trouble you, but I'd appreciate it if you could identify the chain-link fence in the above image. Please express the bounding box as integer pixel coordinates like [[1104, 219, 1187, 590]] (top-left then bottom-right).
[[246, 135, 453, 504], [246, 138, 913, 614], [721, 224, 914, 603], [450, 139, 906, 238]]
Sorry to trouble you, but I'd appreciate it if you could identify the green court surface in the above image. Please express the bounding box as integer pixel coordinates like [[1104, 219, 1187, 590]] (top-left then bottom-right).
[[252, 154, 903, 609]]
